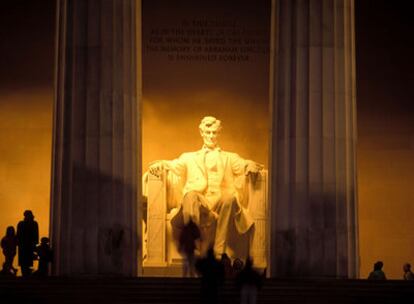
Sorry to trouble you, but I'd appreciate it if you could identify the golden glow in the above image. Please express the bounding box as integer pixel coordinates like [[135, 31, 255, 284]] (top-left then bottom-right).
[[358, 131, 414, 279], [0, 89, 412, 279], [0, 17, 413, 278], [0, 89, 52, 270], [142, 90, 269, 173]]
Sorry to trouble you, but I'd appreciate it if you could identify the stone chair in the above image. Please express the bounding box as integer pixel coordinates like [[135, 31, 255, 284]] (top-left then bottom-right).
[[142, 169, 268, 274]]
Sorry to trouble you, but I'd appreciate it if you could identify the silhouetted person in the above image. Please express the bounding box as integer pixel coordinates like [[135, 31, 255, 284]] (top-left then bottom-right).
[[17, 210, 39, 277], [34, 237, 52, 276], [178, 219, 201, 277], [220, 253, 233, 279], [1, 226, 18, 275], [232, 258, 244, 278], [368, 261, 386, 280], [236, 257, 264, 304], [196, 247, 224, 304], [403, 263, 414, 280]]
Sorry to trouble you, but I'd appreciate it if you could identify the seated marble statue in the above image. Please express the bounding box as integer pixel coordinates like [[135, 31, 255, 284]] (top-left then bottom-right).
[[149, 116, 263, 256]]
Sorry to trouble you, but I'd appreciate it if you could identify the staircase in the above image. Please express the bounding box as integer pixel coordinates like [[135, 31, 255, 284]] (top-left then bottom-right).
[[1, 277, 413, 304]]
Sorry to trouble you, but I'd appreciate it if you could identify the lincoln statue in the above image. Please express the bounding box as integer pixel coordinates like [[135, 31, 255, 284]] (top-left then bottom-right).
[[148, 116, 263, 256]]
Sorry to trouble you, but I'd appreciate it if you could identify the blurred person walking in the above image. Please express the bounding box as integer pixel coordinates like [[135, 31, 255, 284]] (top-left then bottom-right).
[[196, 248, 224, 304], [236, 257, 264, 304], [220, 253, 233, 279], [178, 219, 201, 277]]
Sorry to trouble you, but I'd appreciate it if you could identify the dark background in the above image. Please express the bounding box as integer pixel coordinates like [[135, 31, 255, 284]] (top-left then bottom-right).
[[1, 0, 414, 114]]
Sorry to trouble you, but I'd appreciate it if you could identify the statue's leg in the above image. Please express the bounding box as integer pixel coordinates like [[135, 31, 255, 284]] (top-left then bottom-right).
[[180, 192, 215, 256], [181, 191, 206, 225], [213, 194, 238, 255]]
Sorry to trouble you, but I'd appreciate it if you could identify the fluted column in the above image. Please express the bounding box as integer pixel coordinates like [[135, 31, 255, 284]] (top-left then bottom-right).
[[51, 0, 141, 275], [269, 0, 358, 277]]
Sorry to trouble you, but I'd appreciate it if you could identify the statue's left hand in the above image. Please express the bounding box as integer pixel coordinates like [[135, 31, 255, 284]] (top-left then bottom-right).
[[245, 162, 264, 176], [148, 160, 165, 178]]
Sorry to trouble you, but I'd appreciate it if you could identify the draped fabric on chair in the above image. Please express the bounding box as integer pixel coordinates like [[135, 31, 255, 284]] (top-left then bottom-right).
[[143, 170, 268, 271]]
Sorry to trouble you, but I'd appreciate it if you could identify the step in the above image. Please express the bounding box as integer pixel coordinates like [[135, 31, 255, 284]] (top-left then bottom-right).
[[0, 277, 413, 304]]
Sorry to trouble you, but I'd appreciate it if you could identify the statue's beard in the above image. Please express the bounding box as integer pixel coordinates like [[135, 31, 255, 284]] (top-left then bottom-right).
[[204, 140, 217, 148]]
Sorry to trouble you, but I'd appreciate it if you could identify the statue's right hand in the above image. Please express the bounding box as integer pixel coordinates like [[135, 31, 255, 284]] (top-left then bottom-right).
[[149, 161, 164, 177]]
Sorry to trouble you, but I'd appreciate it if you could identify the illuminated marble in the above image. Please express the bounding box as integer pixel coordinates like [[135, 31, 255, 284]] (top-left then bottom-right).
[[143, 116, 268, 271]]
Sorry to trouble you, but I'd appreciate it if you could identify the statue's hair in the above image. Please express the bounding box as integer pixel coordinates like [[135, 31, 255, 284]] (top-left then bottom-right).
[[199, 116, 222, 132]]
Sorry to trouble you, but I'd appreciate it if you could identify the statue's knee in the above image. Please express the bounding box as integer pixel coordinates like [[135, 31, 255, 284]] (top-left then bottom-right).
[[183, 191, 199, 203]]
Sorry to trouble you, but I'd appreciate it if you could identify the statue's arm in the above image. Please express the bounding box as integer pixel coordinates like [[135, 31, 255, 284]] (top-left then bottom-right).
[[244, 160, 264, 175], [166, 156, 186, 176], [148, 154, 186, 177], [230, 153, 263, 176], [148, 160, 168, 177]]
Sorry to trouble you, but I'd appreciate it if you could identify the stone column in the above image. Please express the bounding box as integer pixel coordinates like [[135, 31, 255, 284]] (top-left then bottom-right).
[[51, 0, 141, 276], [269, 0, 358, 277]]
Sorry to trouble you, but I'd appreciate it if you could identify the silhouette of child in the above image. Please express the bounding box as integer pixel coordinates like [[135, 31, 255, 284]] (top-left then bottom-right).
[[403, 263, 414, 280], [34, 237, 53, 276], [1, 226, 18, 275]]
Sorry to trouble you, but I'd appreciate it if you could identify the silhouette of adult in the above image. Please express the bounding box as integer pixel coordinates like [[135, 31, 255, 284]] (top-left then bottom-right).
[[1, 226, 18, 275], [178, 219, 201, 277], [34, 237, 53, 276], [196, 248, 225, 304], [236, 257, 264, 304], [403, 263, 414, 280], [367, 261, 386, 280], [17, 210, 39, 276]]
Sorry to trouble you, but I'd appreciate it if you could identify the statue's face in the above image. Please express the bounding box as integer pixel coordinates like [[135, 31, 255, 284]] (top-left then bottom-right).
[[200, 125, 220, 148]]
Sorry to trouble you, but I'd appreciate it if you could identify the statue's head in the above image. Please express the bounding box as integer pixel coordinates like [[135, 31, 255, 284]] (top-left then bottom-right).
[[199, 116, 222, 149]]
